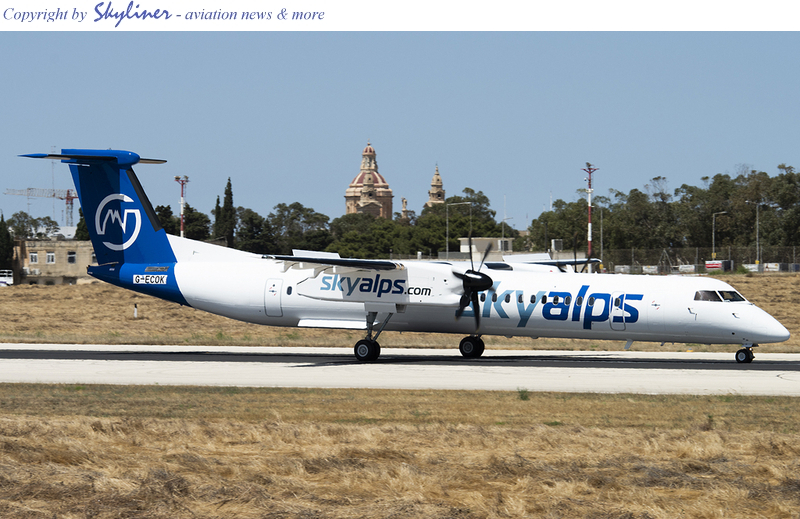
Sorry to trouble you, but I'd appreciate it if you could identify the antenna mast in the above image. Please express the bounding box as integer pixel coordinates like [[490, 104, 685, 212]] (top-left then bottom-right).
[[582, 162, 598, 259], [174, 175, 189, 238]]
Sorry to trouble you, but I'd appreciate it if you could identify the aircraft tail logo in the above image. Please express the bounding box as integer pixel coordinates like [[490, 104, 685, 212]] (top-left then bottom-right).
[[96, 194, 142, 251]]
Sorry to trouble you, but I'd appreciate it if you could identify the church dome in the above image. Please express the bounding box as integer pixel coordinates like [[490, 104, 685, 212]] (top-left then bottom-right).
[[349, 170, 390, 188], [347, 141, 389, 188], [345, 141, 393, 218]]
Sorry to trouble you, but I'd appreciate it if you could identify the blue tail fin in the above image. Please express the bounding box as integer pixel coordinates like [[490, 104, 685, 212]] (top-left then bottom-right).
[[22, 149, 187, 304]]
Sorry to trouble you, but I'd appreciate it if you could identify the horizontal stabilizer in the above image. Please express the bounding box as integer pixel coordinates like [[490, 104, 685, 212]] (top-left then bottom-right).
[[21, 150, 166, 166]]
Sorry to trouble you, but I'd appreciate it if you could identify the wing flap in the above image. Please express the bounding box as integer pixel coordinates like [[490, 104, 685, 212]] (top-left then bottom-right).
[[297, 319, 366, 329]]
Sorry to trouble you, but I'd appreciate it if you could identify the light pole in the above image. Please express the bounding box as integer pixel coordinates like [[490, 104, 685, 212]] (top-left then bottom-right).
[[446, 201, 470, 260], [712, 211, 727, 260], [501, 194, 512, 252], [174, 175, 189, 238], [582, 163, 598, 258], [745, 200, 760, 269], [501, 216, 513, 252]]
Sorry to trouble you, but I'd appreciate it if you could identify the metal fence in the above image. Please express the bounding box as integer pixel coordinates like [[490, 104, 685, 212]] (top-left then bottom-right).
[[598, 246, 800, 274]]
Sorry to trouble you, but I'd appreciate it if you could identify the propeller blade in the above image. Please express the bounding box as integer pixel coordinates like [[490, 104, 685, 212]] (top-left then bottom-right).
[[455, 291, 471, 320], [478, 242, 493, 271], [470, 290, 481, 332], [453, 238, 493, 332], [468, 234, 475, 271]]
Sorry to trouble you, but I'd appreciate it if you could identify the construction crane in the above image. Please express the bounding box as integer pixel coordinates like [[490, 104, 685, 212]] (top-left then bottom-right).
[[4, 188, 79, 226]]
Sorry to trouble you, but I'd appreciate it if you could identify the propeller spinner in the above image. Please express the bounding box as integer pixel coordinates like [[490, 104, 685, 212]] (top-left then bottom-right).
[[454, 238, 493, 333]]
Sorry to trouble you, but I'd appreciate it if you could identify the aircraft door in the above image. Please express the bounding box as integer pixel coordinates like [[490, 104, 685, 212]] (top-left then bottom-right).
[[610, 292, 626, 331], [265, 278, 283, 317]]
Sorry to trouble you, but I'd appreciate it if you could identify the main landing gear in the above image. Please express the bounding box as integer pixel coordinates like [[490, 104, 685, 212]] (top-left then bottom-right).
[[354, 311, 393, 362], [352, 311, 489, 362], [459, 336, 485, 358], [735, 345, 756, 363], [354, 339, 381, 362]]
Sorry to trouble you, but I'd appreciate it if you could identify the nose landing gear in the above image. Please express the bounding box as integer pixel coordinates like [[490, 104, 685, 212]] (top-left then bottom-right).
[[735, 345, 756, 363]]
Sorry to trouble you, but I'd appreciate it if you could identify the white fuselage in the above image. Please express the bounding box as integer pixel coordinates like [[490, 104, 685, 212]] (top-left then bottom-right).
[[166, 236, 789, 347]]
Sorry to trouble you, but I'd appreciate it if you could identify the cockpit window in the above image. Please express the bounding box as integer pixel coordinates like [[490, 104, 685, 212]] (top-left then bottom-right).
[[719, 290, 746, 302], [694, 290, 722, 302]]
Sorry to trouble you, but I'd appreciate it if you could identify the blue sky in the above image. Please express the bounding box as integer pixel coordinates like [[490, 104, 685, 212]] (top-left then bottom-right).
[[1, 32, 799, 232]]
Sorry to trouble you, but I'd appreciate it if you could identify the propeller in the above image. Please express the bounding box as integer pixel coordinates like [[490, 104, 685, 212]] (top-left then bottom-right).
[[454, 236, 494, 333]]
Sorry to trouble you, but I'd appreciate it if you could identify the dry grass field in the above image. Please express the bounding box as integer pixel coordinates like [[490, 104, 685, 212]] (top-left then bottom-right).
[[0, 274, 799, 518], [1, 386, 800, 518]]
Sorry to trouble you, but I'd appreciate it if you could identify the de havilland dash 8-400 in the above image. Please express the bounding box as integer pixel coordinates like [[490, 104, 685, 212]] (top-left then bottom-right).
[[22, 149, 790, 363]]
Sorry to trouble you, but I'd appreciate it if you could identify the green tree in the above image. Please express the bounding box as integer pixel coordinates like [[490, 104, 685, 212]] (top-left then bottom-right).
[[528, 198, 588, 251], [8, 211, 38, 239], [412, 188, 508, 255], [0, 215, 13, 269], [155, 205, 180, 235], [6, 211, 59, 239], [235, 207, 276, 255], [329, 213, 375, 240], [770, 164, 800, 246], [212, 196, 221, 234], [216, 179, 236, 247], [327, 216, 411, 258], [268, 202, 331, 254], [183, 203, 211, 241], [74, 208, 90, 240], [36, 216, 60, 238]]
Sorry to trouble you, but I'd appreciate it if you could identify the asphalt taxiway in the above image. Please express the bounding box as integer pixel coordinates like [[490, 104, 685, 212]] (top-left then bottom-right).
[[0, 344, 798, 395]]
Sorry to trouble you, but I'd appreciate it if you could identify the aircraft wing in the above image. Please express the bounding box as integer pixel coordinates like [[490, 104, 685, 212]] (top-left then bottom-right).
[[503, 253, 601, 272], [526, 258, 602, 267], [267, 255, 405, 274]]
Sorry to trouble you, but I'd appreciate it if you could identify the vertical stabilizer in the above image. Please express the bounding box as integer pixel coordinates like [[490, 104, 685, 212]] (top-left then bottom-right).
[[21, 149, 186, 304]]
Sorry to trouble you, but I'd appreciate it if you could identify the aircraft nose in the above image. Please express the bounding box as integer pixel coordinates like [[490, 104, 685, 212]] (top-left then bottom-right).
[[754, 313, 791, 343]]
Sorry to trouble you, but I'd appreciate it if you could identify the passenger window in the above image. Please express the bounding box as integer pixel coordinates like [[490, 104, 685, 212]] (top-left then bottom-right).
[[588, 296, 595, 306], [287, 286, 293, 295], [504, 294, 511, 303], [576, 296, 583, 306], [480, 293, 486, 302], [541, 295, 547, 304], [614, 297, 621, 307], [518, 294, 524, 304], [565, 296, 572, 306], [492, 293, 497, 302], [530, 295, 536, 304], [694, 290, 722, 302], [553, 295, 560, 304]]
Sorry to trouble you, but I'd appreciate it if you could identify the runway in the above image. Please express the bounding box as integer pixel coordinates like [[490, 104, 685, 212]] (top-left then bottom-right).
[[1, 343, 799, 395]]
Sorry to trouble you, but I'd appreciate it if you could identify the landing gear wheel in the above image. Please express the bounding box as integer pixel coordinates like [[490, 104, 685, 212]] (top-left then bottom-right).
[[459, 336, 485, 358], [355, 339, 380, 362], [735, 348, 754, 364]]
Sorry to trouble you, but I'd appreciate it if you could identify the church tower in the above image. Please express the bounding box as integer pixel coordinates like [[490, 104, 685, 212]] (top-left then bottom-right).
[[345, 142, 393, 218], [356, 165, 383, 217], [425, 165, 445, 208]]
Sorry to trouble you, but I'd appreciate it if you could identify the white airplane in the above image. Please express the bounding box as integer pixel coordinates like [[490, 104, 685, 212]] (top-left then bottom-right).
[[22, 149, 790, 363]]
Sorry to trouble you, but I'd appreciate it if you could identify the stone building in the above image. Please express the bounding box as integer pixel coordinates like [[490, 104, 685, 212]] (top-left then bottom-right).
[[344, 142, 449, 218], [345, 142, 394, 218], [425, 165, 445, 208], [14, 239, 96, 285]]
